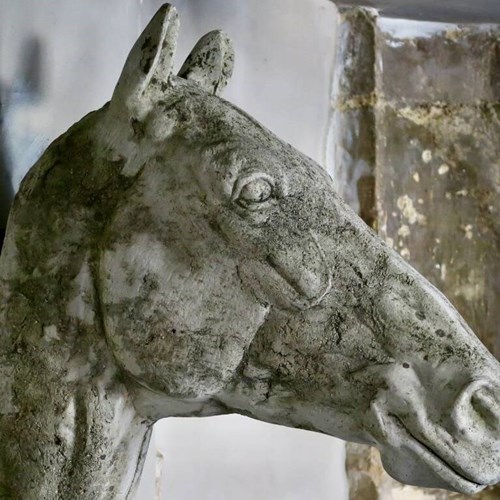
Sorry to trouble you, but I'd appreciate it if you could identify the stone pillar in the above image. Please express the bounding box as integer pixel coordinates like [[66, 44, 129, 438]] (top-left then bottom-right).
[[332, 10, 500, 500], [330, 7, 377, 228]]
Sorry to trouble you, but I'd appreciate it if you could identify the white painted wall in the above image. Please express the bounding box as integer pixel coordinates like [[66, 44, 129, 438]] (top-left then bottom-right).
[[0, 1, 347, 498]]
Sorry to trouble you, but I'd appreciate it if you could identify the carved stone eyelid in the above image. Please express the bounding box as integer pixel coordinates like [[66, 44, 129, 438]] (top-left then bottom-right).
[[230, 172, 277, 204]]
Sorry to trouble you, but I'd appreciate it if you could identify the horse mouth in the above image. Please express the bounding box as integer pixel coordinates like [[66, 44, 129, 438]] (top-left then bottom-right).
[[388, 415, 485, 494]]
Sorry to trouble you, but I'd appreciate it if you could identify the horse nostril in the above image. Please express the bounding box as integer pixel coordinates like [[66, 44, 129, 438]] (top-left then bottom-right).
[[452, 380, 500, 434], [471, 388, 500, 430]]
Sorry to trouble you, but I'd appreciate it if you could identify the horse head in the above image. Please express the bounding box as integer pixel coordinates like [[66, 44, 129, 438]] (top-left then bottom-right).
[[1, 4, 500, 498]]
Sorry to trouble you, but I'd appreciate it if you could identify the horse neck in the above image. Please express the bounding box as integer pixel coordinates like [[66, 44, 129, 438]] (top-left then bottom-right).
[[0, 109, 154, 499], [0, 241, 153, 499]]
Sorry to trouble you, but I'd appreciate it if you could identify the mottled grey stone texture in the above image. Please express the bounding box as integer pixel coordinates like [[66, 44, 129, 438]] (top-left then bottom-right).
[[2, 4, 500, 499], [332, 0, 500, 23], [333, 10, 500, 500], [331, 8, 377, 228]]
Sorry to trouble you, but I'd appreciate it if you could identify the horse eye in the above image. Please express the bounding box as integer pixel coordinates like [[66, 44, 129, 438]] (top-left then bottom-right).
[[233, 175, 275, 210], [239, 179, 272, 203]]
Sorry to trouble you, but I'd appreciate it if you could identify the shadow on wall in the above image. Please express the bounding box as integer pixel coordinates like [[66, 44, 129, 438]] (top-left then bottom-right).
[[0, 99, 12, 249], [0, 36, 44, 250]]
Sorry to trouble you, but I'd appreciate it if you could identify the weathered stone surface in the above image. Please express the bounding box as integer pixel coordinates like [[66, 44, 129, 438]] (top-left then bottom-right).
[[2, 4, 500, 499], [377, 28, 500, 105], [331, 0, 500, 24], [336, 12, 500, 500], [331, 8, 377, 227], [376, 103, 500, 357]]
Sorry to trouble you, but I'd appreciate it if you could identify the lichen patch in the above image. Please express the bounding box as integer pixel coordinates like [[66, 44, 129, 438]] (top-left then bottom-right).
[[396, 195, 427, 226]]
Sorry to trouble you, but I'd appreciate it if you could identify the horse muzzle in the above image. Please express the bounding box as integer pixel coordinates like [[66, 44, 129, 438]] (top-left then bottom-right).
[[370, 376, 500, 493]]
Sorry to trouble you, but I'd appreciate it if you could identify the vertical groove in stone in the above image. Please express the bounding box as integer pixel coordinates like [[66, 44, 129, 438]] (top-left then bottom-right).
[[330, 7, 377, 228]]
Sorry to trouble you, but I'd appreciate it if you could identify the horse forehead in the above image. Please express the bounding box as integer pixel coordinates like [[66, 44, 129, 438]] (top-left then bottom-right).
[[176, 93, 289, 161], [201, 141, 286, 175], [147, 93, 313, 194]]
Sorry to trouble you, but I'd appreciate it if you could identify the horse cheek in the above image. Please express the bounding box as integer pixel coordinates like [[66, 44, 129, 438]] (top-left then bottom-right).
[[98, 234, 269, 399]]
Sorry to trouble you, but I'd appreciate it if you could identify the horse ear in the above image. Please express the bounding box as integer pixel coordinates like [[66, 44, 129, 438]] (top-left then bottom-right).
[[111, 4, 179, 119], [178, 30, 234, 95]]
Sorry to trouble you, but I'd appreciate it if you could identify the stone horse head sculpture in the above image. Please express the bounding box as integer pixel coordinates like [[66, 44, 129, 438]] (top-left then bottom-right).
[[1, 5, 500, 498]]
